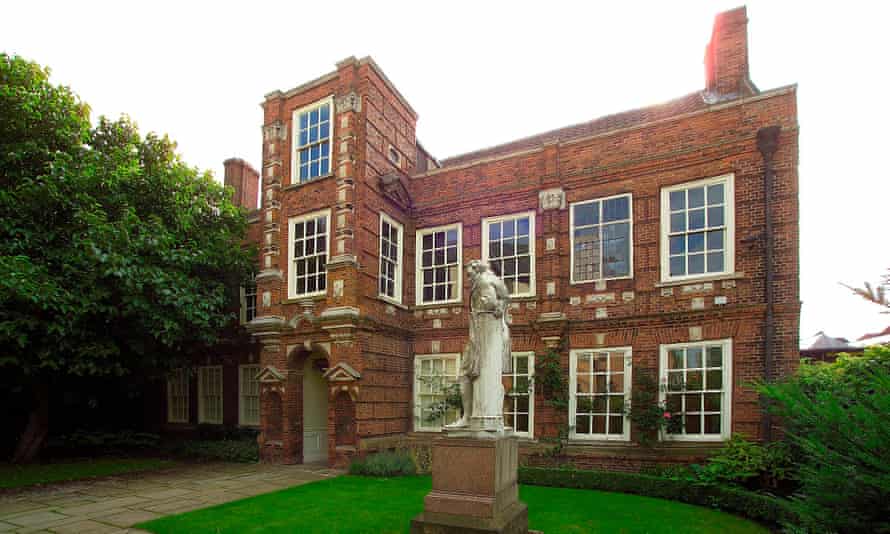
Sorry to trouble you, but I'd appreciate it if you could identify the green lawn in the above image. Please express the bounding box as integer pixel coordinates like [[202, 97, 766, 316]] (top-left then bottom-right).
[[0, 457, 174, 490], [137, 475, 768, 534]]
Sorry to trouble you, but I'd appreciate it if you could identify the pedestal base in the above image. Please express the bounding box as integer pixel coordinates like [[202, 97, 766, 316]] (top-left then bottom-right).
[[411, 434, 530, 534]]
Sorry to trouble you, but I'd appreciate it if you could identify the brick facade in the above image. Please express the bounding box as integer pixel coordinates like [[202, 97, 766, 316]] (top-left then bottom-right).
[[218, 6, 798, 470]]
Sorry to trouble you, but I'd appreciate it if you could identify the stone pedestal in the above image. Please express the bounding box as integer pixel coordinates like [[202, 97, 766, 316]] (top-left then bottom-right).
[[411, 435, 528, 534]]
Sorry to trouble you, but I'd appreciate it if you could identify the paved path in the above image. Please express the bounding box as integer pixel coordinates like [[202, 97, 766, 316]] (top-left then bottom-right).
[[0, 462, 340, 533]]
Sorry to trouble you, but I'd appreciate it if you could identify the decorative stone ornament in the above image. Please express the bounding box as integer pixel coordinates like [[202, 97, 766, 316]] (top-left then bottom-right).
[[538, 187, 566, 211]]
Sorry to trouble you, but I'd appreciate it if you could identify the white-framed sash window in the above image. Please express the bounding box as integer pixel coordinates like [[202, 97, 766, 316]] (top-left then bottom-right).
[[288, 209, 330, 299], [379, 212, 404, 303], [167, 368, 189, 423], [198, 366, 223, 424], [503, 352, 534, 437], [414, 354, 460, 431], [570, 348, 632, 441], [661, 174, 735, 282], [660, 339, 733, 441], [570, 194, 633, 283], [482, 212, 535, 297], [239, 364, 260, 426], [416, 224, 462, 305], [292, 96, 333, 184]]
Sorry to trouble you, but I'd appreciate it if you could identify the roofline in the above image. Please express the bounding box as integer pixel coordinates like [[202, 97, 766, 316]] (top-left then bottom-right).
[[415, 84, 797, 179], [260, 56, 419, 120]]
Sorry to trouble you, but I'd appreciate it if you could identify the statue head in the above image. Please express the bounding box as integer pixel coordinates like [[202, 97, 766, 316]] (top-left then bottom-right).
[[466, 260, 489, 280]]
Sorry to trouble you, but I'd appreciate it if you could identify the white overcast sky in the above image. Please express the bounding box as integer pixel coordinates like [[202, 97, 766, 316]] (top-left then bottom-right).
[[5, 1, 889, 343]]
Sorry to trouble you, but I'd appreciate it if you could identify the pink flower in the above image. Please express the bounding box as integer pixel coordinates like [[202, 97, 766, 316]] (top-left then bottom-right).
[[663, 412, 672, 419]]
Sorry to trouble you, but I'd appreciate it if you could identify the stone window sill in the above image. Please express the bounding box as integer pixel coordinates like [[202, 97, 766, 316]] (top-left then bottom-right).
[[653, 272, 745, 288]]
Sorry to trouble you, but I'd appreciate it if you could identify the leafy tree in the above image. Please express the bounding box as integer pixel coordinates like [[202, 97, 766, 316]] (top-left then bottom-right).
[[0, 54, 254, 462], [759, 347, 890, 532]]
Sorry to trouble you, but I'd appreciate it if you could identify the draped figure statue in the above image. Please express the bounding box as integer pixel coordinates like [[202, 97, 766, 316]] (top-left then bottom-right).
[[446, 260, 512, 433]]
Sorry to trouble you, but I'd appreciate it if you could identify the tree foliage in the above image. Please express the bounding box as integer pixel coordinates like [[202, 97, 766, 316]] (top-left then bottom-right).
[[0, 53, 254, 459], [759, 346, 890, 533]]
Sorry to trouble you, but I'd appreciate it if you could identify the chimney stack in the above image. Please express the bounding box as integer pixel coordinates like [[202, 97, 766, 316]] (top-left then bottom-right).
[[223, 158, 260, 210], [704, 6, 756, 97]]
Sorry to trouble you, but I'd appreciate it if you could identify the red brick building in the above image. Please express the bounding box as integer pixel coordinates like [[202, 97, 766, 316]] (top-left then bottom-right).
[[167, 6, 799, 470]]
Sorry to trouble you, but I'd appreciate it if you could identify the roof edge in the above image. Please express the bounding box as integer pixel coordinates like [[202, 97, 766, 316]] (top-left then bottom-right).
[[415, 84, 797, 178]]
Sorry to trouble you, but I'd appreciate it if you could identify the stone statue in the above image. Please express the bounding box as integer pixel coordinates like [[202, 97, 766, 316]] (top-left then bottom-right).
[[446, 260, 512, 434]]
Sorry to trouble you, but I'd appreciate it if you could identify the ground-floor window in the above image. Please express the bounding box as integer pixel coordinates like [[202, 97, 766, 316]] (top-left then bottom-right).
[[503, 352, 534, 436], [660, 339, 732, 441], [167, 368, 189, 423], [414, 354, 460, 431], [570, 348, 632, 440], [239, 365, 260, 426], [198, 366, 223, 424]]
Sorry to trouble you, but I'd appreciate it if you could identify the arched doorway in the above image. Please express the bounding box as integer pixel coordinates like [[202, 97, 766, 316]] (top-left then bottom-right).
[[302, 357, 329, 463]]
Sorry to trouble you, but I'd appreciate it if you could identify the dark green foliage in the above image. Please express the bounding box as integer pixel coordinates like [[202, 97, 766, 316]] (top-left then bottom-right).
[[759, 346, 890, 533], [349, 451, 417, 477], [45, 430, 160, 456], [534, 347, 568, 410], [686, 435, 793, 491], [626, 370, 683, 446], [519, 466, 797, 527], [162, 437, 259, 463]]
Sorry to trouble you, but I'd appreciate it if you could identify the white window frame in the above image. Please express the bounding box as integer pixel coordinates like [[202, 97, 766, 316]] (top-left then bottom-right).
[[378, 212, 404, 304], [659, 338, 733, 442], [569, 347, 633, 441], [481, 211, 536, 298], [413, 353, 461, 432], [287, 209, 331, 299], [238, 364, 261, 427], [198, 365, 224, 425], [504, 352, 535, 438], [291, 95, 334, 185], [660, 173, 735, 283], [415, 223, 463, 306], [569, 193, 634, 284], [167, 368, 189, 424], [239, 276, 257, 325]]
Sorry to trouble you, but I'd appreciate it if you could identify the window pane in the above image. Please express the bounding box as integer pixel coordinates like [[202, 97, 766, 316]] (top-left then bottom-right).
[[670, 191, 685, 211], [670, 236, 685, 255], [446, 230, 458, 246], [516, 236, 529, 255], [704, 393, 721, 411], [687, 347, 703, 368], [574, 202, 599, 226], [707, 252, 724, 273], [708, 206, 724, 227], [704, 414, 721, 434], [689, 254, 705, 274], [603, 196, 629, 222], [686, 371, 703, 390], [517, 217, 529, 236], [670, 212, 686, 233], [688, 232, 705, 253], [707, 346, 722, 367], [688, 208, 705, 230], [670, 256, 685, 276], [707, 183, 724, 205], [576, 415, 590, 434], [689, 187, 705, 208], [603, 223, 629, 277], [707, 230, 723, 250], [608, 416, 623, 434], [685, 414, 701, 434], [669, 349, 684, 369], [592, 415, 606, 434], [706, 370, 723, 390]]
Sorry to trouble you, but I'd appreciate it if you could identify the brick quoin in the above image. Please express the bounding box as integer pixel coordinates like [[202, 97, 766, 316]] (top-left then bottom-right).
[[216, 6, 799, 470]]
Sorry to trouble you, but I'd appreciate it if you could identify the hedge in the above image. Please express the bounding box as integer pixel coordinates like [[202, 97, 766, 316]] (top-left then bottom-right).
[[519, 467, 797, 527]]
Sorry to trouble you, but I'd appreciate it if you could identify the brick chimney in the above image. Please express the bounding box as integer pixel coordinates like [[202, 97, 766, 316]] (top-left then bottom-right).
[[223, 158, 259, 210], [704, 6, 757, 97]]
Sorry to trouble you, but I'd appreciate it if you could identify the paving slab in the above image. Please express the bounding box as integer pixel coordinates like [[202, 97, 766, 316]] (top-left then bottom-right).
[[4, 510, 69, 528], [49, 519, 128, 534], [94, 509, 162, 528]]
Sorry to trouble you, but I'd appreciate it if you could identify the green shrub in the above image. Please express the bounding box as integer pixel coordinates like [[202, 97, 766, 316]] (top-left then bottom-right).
[[759, 346, 890, 533], [349, 451, 416, 477], [688, 434, 794, 492], [519, 467, 797, 527], [46, 430, 160, 456], [162, 438, 258, 463]]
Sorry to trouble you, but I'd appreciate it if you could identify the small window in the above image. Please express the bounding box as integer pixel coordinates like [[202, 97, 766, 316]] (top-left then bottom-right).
[[379, 213, 403, 303], [388, 145, 401, 167], [292, 97, 333, 183], [167, 368, 189, 423], [570, 194, 632, 283], [414, 354, 461, 431], [240, 273, 257, 324], [570, 348, 632, 441], [503, 353, 534, 437], [482, 212, 535, 297], [198, 366, 223, 424], [416, 224, 462, 305], [288, 210, 330, 299], [239, 365, 260, 426], [660, 339, 732, 441], [661, 174, 734, 281]]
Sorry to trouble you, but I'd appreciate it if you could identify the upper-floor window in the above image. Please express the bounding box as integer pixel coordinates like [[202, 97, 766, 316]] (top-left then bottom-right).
[[482, 212, 535, 297], [292, 97, 333, 184], [660, 339, 732, 441], [240, 273, 257, 324], [416, 224, 462, 305], [661, 174, 734, 282], [570, 194, 632, 283], [379, 213, 404, 303], [288, 210, 330, 299]]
